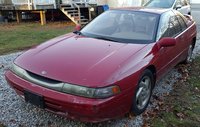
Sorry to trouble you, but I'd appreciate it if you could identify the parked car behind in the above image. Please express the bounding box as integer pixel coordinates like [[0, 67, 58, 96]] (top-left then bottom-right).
[[144, 0, 191, 15], [5, 8, 196, 122]]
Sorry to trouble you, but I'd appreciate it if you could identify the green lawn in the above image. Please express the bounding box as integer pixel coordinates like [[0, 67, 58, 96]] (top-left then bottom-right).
[[150, 57, 200, 127], [0, 22, 74, 55]]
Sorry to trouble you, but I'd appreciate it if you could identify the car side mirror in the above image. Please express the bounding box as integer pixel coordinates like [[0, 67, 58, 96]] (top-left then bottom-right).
[[176, 4, 182, 10], [158, 37, 176, 48], [74, 24, 81, 32]]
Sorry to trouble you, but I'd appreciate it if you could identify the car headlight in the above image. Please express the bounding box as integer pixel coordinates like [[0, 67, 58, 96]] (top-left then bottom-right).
[[62, 83, 95, 98], [93, 86, 121, 98], [10, 63, 26, 78], [62, 84, 121, 99]]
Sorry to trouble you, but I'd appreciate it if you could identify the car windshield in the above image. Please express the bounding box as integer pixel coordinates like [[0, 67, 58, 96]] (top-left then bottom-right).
[[144, 0, 175, 8], [81, 10, 159, 44]]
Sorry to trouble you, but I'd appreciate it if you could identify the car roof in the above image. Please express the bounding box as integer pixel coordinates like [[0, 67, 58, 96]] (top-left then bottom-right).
[[111, 7, 171, 15]]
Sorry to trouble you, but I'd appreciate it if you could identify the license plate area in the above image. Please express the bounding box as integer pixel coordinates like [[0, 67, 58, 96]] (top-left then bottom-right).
[[24, 90, 45, 109]]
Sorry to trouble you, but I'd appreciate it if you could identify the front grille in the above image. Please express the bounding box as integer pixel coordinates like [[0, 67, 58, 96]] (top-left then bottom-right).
[[26, 71, 61, 84], [20, 70, 64, 91]]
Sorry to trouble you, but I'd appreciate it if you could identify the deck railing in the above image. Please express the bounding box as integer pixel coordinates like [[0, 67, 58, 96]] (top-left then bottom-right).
[[33, 0, 56, 9], [62, 0, 97, 5], [11, 0, 56, 10], [12, 0, 33, 9]]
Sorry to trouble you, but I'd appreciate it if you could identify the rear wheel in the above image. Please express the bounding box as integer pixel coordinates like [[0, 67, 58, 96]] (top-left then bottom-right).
[[131, 69, 154, 115], [184, 44, 194, 64]]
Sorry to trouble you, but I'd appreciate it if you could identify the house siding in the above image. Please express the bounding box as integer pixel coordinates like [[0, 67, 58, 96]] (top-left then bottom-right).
[[191, 0, 200, 4], [106, 0, 149, 7]]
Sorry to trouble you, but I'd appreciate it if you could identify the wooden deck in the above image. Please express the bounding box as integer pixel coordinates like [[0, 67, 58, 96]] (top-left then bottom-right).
[[0, 0, 98, 25], [0, 0, 98, 10]]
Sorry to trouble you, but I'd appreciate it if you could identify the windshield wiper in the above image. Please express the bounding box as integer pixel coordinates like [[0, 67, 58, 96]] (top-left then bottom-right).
[[73, 31, 83, 35], [94, 36, 119, 42]]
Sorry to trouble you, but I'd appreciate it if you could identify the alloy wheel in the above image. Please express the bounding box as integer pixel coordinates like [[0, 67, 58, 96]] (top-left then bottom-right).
[[187, 44, 193, 63], [136, 76, 151, 110]]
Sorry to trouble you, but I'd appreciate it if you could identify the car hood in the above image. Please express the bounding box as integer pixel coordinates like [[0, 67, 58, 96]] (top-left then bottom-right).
[[15, 33, 148, 87]]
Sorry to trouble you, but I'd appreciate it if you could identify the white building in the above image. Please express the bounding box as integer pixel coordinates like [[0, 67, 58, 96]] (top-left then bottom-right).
[[96, 0, 148, 7], [190, 0, 200, 4]]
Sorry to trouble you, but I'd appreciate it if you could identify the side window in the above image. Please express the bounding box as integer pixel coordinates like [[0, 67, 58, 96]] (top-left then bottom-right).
[[156, 13, 171, 39], [169, 16, 182, 37], [156, 11, 183, 40], [177, 15, 187, 31], [168, 17, 176, 37]]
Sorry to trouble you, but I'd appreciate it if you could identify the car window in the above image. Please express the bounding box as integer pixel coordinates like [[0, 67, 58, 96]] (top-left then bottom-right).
[[156, 12, 171, 39], [176, 15, 187, 31], [81, 10, 160, 44], [144, 0, 175, 8], [169, 16, 182, 37], [157, 11, 183, 40]]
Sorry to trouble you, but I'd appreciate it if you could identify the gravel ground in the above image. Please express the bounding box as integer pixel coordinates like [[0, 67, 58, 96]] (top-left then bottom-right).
[[1, 13, 200, 127]]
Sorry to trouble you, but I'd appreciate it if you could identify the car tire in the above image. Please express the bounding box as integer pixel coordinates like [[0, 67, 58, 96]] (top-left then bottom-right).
[[183, 44, 194, 64], [131, 69, 154, 115]]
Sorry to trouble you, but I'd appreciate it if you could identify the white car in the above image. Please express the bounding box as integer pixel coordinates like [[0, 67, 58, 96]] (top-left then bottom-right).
[[144, 0, 191, 15]]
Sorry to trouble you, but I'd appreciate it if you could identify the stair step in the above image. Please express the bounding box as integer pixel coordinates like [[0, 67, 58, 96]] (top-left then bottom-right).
[[65, 10, 78, 14], [60, 4, 72, 7], [70, 13, 79, 16], [66, 10, 78, 13], [81, 22, 89, 25], [79, 18, 88, 21], [64, 9, 77, 12], [73, 16, 84, 19], [74, 16, 86, 21], [63, 7, 76, 10]]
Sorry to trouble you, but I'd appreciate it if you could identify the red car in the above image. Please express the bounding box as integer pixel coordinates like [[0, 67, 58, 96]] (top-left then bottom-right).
[[5, 8, 197, 122]]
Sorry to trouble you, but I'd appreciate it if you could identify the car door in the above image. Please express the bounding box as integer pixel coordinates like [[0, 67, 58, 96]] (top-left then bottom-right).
[[155, 11, 183, 77], [170, 14, 188, 64], [175, 13, 191, 60]]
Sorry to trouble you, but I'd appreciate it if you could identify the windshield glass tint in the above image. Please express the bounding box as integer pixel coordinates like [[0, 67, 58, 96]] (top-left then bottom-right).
[[81, 10, 159, 44], [145, 0, 175, 8]]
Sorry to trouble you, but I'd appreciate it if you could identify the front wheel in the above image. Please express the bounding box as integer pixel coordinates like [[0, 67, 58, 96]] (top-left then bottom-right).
[[131, 69, 154, 115]]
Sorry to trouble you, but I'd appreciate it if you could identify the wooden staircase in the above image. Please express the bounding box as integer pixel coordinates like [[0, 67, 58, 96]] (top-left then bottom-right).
[[60, 2, 91, 25]]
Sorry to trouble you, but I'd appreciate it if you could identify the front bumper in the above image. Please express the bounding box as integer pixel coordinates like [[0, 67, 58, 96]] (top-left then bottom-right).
[[5, 70, 133, 122]]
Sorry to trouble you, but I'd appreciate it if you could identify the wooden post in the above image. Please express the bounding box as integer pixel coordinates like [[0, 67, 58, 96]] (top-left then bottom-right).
[[40, 11, 46, 25], [88, 8, 92, 21], [16, 11, 22, 23]]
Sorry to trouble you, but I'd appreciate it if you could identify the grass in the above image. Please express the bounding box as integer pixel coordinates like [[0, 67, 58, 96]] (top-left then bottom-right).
[[150, 57, 200, 127], [0, 123, 5, 127], [0, 22, 74, 55]]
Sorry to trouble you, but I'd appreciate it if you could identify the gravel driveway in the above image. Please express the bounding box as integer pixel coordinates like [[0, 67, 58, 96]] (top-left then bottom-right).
[[1, 11, 200, 127]]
